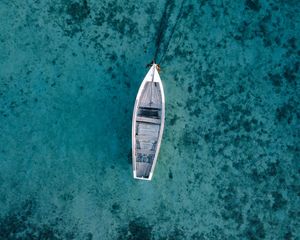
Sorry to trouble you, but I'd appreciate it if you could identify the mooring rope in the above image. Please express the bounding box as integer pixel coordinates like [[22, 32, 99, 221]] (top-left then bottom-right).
[[153, 0, 186, 65], [153, 0, 174, 63]]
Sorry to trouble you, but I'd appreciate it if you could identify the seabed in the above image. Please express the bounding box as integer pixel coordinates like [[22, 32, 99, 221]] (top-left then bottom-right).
[[0, 0, 299, 239]]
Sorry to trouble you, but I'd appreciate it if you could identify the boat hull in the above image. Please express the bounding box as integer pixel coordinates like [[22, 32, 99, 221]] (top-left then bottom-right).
[[132, 64, 165, 180]]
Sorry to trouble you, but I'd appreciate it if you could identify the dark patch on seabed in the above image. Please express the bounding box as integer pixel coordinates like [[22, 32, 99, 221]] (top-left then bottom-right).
[[0, 0, 299, 239]]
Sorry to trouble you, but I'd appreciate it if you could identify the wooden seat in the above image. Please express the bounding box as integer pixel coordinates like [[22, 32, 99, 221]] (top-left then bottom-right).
[[136, 116, 161, 124]]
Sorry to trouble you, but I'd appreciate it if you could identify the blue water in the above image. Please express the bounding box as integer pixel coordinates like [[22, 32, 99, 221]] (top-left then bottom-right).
[[0, 0, 299, 239]]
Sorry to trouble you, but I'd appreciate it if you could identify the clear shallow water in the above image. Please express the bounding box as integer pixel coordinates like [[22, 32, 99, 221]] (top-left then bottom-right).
[[0, 0, 299, 239]]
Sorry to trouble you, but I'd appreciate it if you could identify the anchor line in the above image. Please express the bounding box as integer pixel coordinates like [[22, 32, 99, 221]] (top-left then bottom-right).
[[158, 0, 186, 65], [153, 0, 174, 63], [152, 0, 186, 65]]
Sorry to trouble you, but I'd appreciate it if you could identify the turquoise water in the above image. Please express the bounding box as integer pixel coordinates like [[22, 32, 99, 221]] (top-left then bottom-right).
[[0, 0, 299, 239]]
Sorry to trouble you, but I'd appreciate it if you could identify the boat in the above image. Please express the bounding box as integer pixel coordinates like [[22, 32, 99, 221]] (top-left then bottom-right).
[[132, 63, 165, 180]]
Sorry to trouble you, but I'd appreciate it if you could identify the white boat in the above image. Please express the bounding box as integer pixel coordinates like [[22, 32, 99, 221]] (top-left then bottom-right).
[[132, 63, 165, 180]]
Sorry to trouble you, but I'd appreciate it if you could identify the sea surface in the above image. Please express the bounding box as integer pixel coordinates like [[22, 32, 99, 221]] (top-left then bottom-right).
[[0, 0, 299, 239]]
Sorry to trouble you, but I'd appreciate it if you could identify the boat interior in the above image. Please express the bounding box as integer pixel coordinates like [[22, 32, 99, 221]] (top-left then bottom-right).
[[135, 82, 162, 178]]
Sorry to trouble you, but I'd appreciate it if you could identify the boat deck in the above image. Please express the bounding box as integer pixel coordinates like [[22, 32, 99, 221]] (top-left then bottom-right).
[[139, 82, 161, 109], [135, 82, 162, 178]]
